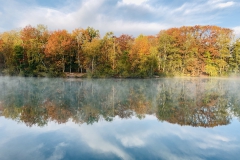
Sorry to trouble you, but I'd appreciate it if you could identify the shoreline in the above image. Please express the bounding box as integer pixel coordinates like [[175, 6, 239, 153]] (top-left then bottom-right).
[[1, 72, 240, 79]]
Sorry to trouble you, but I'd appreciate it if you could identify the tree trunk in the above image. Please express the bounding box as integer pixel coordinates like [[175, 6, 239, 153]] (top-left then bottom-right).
[[92, 57, 94, 73], [62, 55, 65, 72]]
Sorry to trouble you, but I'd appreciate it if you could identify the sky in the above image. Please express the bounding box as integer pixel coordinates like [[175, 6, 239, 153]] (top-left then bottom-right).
[[0, 0, 240, 37]]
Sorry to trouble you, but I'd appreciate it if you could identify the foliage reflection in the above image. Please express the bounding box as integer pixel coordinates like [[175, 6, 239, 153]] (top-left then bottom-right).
[[0, 77, 239, 127]]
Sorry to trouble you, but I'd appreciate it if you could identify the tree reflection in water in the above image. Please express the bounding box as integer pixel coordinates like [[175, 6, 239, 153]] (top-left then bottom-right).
[[0, 77, 239, 127]]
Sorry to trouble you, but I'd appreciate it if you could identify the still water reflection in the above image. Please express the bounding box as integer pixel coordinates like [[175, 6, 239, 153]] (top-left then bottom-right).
[[0, 77, 240, 160]]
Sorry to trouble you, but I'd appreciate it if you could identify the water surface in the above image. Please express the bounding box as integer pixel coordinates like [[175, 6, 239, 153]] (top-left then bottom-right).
[[0, 77, 240, 160]]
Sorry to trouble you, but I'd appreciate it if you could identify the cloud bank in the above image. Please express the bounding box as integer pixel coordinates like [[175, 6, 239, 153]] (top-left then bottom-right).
[[0, 0, 239, 36]]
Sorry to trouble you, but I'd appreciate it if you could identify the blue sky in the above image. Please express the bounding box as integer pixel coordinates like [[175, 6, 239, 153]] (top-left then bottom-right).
[[0, 0, 240, 37]]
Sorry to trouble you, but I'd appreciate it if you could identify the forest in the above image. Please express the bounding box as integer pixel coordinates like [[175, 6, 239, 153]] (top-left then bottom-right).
[[0, 24, 240, 77]]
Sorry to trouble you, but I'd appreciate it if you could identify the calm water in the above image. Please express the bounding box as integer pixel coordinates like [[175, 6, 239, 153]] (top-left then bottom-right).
[[0, 77, 240, 160]]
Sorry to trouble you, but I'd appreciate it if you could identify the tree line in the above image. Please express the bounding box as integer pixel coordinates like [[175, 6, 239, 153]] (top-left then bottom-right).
[[0, 24, 240, 77]]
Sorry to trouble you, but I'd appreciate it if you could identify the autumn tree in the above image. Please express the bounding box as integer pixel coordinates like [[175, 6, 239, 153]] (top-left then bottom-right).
[[0, 30, 22, 75], [157, 25, 233, 76], [81, 27, 100, 75], [0, 38, 4, 71], [82, 38, 101, 75], [115, 34, 134, 77], [230, 39, 240, 73], [97, 32, 115, 76], [20, 25, 49, 76], [129, 34, 158, 77], [72, 28, 87, 73], [0, 24, 237, 77], [45, 29, 73, 74]]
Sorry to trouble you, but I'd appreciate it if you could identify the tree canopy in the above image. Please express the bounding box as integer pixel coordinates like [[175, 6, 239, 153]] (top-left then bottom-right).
[[0, 25, 239, 77]]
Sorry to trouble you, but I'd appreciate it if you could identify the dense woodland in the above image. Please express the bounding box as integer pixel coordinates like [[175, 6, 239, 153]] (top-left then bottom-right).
[[0, 25, 240, 77]]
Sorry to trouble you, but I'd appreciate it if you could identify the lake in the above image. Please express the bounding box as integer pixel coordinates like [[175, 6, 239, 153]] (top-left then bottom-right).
[[0, 77, 240, 160]]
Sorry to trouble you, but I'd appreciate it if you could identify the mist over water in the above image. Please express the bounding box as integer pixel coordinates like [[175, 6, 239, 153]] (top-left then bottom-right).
[[0, 77, 240, 159], [1, 77, 240, 126]]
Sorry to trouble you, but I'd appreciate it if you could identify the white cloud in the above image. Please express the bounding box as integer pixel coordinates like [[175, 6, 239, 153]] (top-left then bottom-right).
[[214, 135, 230, 142], [216, 1, 235, 8], [171, 0, 237, 18], [18, 7, 76, 31], [78, 127, 133, 160], [9, 1, 169, 36], [17, 0, 105, 31], [233, 26, 240, 38], [99, 20, 169, 36], [118, 136, 145, 147], [0, 0, 239, 37], [197, 134, 235, 150], [122, 0, 148, 5], [47, 142, 68, 160]]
